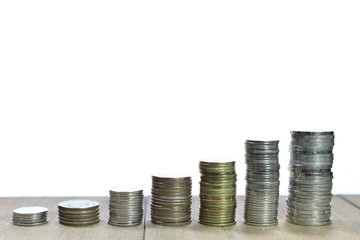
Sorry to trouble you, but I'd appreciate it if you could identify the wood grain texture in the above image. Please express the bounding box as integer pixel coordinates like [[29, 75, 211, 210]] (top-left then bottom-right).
[[144, 196, 360, 240], [340, 195, 360, 209], [0, 197, 144, 240]]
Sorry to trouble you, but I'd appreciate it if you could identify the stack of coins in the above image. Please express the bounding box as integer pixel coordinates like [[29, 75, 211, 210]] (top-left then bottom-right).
[[244, 140, 280, 226], [287, 131, 335, 226], [108, 186, 144, 226], [151, 174, 192, 226], [199, 159, 237, 226], [58, 200, 100, 226], [12, 206, 48, 227]]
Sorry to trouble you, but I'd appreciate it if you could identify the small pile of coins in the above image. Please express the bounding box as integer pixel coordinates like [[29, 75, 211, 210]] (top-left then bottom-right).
[[244, 140, 280, 226], [108, 186, 144, 226], [151, 174, 192, 226], [287, 131, 335, 226], [58, 200, 100, 227], [12, 206, 48, 227], [199, 159, 237, 226]]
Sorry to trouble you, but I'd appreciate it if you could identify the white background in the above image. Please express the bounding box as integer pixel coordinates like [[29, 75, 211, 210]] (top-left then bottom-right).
[[0, 0, 359, 196]]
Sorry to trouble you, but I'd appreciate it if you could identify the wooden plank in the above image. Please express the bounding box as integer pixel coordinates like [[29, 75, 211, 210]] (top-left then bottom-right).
[[0, 197, 144, 240], [339, 195, 360, 209], [144, 196, 360, 240]]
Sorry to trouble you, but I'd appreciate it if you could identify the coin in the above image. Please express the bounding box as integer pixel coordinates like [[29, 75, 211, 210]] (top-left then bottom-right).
[[58, 200, 99, 211], [12, 206, 48, 227], [287, 131, 334, 226], [58, 200, 100, 227], [59, 219, 100, 227], [151, 174, 192, 226], [199, 158, 237, 227], [243, 140, 280, 227], [108, 186, 144, 227]]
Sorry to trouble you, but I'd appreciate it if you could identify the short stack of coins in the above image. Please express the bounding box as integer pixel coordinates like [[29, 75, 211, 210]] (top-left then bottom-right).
[[199, 159, 237, 226], [12, 206, 48, 227], [244, 140, 280, 226], [151, 174, 192, 226], [108, 186, 144, 226], [58, 200, 100, 227], [287, 131, 335, 226]]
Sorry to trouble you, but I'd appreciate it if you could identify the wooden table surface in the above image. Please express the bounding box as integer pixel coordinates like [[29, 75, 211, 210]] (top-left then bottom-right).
[[0, 195, 359, 240]]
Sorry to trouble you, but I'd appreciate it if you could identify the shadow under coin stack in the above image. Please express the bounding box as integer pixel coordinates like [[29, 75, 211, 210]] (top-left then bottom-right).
[[287, 131, 335, 226], [108, 186, 144, 226], [58, 200, 100, 226], [12, 206, 48, 227], [199, 159, 237, 226], [151, 174, 192, 226], [244, 140, 280, 226]]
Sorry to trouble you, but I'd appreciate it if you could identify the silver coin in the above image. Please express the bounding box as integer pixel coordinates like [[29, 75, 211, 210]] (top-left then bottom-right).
[[13, 206, 48, 215], [287, 131, 334, 226], [244, 140, 280, 227], [58, 199, 100, 227], [108, 221, 142, 227], [59, 219, 100, 226], [13, 206, 48, 227], [59, 209, 99, 214], [58, 200, 99, 210], [108, 186, 144, 227], [13, 220, 48, 227]]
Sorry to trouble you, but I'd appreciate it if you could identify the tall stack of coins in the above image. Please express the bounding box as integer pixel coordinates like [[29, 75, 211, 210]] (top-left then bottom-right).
[[12, 206, 48, 227], [287, 131, 335, 226], [108, 186, 144, 226], [244, 140, 280, 226], [151, 174, 192, 226], [58, 200, 100, 227], [199, 159, 237, 226]]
